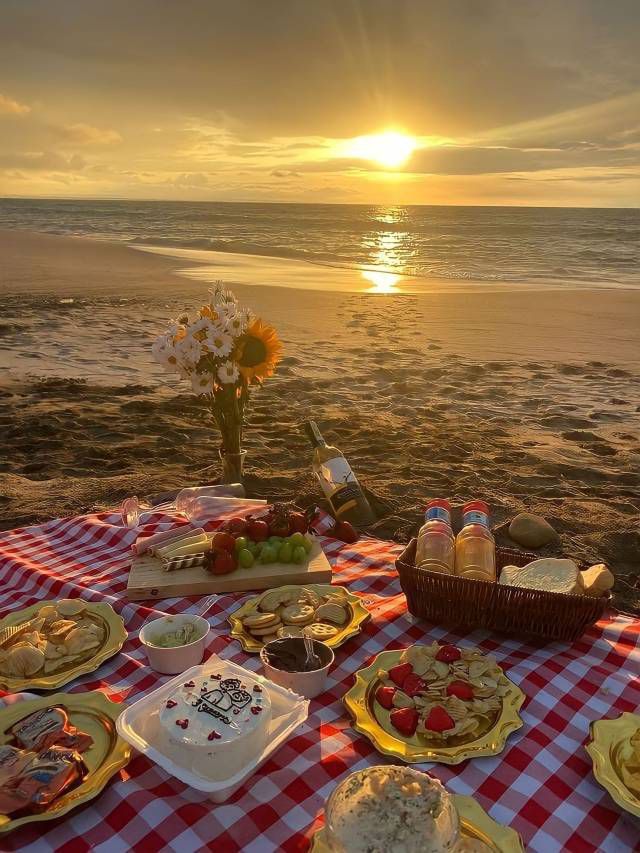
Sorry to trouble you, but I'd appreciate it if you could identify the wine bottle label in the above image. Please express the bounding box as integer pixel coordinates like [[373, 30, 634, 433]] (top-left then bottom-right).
[[318, 458, 360, 517]]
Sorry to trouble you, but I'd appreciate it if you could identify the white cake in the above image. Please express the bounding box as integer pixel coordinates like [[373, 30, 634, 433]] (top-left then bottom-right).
[[158, 667, 271, 780]]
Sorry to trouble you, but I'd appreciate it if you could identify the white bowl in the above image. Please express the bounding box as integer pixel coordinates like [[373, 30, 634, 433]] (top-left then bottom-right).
[[139, 614, 210, 674], [260, 638, 334, 699]]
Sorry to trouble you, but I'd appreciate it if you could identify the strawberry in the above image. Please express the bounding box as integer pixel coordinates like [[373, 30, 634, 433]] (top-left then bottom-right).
[[435, 644, 461, 663], [424, 706, 455, 733], [388, 662, 413, 687], [446, 680, 474, 701], [401, 673, 428, 697], [375, 686, 396, 710], [390, 707, 419, 738]]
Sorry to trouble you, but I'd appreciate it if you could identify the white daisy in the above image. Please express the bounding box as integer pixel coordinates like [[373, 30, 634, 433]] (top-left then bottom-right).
[[227, 309, 250, 337], [204, 328, 233, 358], [174, 335, 202, 370], [213, 300, 237, 324], [152, 334, 180, 373], [217, 360, 240, 384], [188, 316, 216, 339], [191, 370, 215, 396]]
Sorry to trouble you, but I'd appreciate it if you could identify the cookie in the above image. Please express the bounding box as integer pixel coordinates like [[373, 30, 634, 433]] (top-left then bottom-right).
[[281, 604, 315, 625], [259, 588, 295, 613], [314, 602, 349, 625], [249, 618, 282, 636], [298, 587, 322, 609], [277, 625, 305, 639], [304, 623, 339, 641], [243, 611, 278, 630]]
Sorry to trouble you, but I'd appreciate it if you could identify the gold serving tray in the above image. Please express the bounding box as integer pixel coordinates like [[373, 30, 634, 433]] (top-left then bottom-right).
[[228, 583, 370, 653], [586, 711, 640, 820], [0, 601, 127, 692], [311, 793, 524, 852], [343, 648, 525, 765], [0, 691, 131, 834]]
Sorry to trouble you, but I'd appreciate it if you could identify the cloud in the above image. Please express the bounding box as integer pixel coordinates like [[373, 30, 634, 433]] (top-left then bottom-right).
[[168, 172, 209, 188], [271, 169, 301, 178], [0, 151, 85, 171], [0, 93, 30, 115], [55, 123, 122, 145]]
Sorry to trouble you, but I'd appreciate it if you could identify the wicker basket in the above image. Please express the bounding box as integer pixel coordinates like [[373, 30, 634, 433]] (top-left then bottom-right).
[[396, 539, 610, 643]]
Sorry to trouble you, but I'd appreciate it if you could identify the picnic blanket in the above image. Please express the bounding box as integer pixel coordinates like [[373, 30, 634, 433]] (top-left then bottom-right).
[[0, 508, 639, 853]]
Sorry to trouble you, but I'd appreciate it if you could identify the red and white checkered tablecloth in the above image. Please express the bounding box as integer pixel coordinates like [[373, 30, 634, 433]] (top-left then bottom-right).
[[0, 508, 639, 853]]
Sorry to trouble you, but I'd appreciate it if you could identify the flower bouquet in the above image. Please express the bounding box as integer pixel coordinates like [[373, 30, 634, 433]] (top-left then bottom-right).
[[152, 283, 282, 483]]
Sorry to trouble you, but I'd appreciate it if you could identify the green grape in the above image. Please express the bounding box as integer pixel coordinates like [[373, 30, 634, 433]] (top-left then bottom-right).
[[292, 546, 307, 564], [289, 532, 306, 549], [278, 542, 293, 564], [234, 536, 248, 553], [260, 545, 277, 564], [302, 536, 313, 553], [248, 541, 260, 556], [268, 536, 284, 546], [238, 549, 255, 569]]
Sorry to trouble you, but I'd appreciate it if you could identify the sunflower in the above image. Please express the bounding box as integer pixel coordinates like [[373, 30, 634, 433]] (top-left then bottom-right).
[[235, 318, 282, 382]]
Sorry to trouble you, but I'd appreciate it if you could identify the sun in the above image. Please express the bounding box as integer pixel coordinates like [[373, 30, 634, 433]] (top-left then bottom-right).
[[345, 130, 416, 168]]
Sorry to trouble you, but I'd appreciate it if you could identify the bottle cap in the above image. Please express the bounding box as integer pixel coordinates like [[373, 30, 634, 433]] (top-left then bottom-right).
[[463, 500, 489, 514], [424, 499, 452, 512]]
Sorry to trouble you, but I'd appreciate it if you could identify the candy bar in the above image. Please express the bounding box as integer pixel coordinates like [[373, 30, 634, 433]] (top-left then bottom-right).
[[163, 552, 207, 572]]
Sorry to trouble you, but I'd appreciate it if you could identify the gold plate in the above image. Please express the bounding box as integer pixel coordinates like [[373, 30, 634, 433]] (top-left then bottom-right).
[[310, 793, 524, 852], [0, 691, 131, 834], [586, 711, 640, 820], [0, 601, 127, 692], [228, 584, 370, 653], [343, 648, 525, 765]]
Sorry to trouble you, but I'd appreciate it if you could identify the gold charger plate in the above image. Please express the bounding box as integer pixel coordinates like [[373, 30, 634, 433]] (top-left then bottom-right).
[[343, 648, 525, 765], [0, 691, 131, 834], [0, 601, 127, 692], [310, 794, 524, 852], [228, 584, 370, 653], [586, 711, 640, 820]]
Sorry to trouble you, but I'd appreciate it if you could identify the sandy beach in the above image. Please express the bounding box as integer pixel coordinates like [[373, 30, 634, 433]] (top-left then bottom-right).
[[1, 229, 638, 612]]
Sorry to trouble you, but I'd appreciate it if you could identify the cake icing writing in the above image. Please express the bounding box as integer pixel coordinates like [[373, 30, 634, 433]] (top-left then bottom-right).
[[191, 678, 252, 725]]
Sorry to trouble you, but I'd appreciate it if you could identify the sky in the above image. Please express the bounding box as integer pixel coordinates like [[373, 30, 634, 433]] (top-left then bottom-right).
[[1, 0, 639, 206]]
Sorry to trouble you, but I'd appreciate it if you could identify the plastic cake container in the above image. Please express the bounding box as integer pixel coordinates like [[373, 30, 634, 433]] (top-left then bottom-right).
[[116, 654, 309, 802]]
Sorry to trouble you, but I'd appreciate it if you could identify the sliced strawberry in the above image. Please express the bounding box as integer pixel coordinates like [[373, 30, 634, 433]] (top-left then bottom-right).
[[446, 680, 474, 701], [388, 662, 413, 687], [390, 707, 419, 737], [424, 706, 455, 733], [375, 686, 396, 710], [401, 673, 428, 697], [435, 644, 462, 663]]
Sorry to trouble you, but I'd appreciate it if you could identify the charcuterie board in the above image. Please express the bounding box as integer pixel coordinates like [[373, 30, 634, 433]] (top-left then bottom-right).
[[126, 535, 332, 601]]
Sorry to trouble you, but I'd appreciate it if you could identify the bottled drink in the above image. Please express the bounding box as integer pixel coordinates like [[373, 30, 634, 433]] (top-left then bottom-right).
[[415, 499, 455, 574], [455, 500, 496, 581], [304, 421, 375, 528]]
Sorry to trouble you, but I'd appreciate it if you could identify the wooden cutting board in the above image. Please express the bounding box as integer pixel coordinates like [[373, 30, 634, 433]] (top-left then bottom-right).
[[126, 536, 333, 601]]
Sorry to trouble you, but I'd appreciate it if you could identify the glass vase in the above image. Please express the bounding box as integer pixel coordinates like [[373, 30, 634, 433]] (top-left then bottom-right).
[[219, 448, 247, 484]]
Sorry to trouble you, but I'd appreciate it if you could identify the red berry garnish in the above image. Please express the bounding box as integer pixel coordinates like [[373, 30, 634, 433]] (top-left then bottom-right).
[[435, 644, 461, 663], [446, 680, 474, 701], [424, 706, 455, 733], [375, 686, 396, 710], [388, 662, 413, 687], [402, 674, 428, 697], [208, 731, 221, 741], [389, 707, 419, 737], [253, 685, 262, 693], [165, 699, 177, 709], [175, 719, 189, 729], [184, 680, 195, 688], [251, 706, 262, 715]]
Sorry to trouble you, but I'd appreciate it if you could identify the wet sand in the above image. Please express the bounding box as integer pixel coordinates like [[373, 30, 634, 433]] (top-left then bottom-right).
[[1, 229, 638, 612]]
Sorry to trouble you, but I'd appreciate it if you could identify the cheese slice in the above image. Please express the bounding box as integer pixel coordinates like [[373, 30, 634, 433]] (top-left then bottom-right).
[[499, 558, 580, 595], [155, 534, 210, 559]]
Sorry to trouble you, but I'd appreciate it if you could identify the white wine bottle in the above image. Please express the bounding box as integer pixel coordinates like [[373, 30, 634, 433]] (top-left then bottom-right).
[[304, 421, 375, 528]]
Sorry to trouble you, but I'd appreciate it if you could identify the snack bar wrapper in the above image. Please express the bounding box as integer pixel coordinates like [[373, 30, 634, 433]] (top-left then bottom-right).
[[1, 746, 87, 814], [10, 707, 93, 754]]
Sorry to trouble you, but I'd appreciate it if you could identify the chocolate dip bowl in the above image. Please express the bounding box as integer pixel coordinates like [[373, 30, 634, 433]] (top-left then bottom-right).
[[260, 637, 334, 699]]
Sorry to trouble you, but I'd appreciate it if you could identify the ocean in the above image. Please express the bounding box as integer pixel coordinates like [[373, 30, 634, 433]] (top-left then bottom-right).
[[1, 198, 639, 290]]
